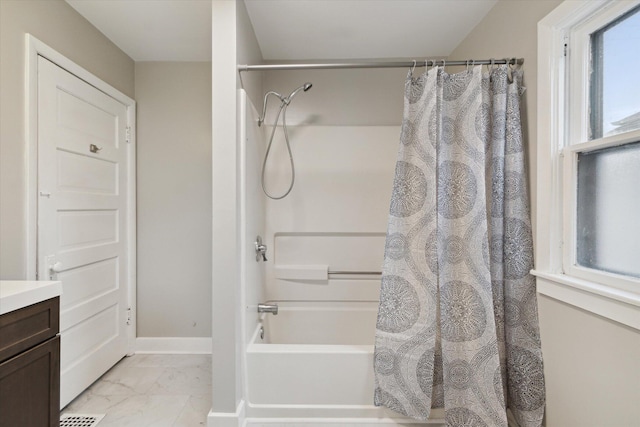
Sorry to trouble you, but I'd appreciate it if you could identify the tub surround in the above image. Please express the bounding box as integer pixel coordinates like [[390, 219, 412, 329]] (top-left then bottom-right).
[[0, 280, 62, 315]]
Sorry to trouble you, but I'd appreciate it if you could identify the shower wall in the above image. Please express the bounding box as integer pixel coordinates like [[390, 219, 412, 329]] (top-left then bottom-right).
[[261, 69, 406, 303]]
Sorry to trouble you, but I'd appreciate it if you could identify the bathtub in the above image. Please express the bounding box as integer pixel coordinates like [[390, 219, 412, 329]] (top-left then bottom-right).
[[245, 301, 445, 424]]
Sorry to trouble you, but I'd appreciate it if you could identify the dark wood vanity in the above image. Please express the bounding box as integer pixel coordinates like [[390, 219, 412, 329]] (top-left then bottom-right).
[[0, 295, 61, 427]]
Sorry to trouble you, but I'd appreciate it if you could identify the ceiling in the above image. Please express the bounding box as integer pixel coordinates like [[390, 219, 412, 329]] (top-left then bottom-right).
[[66, 0, 498, 62], [245, 0, 497, 60], [66, 0, 213, 61]]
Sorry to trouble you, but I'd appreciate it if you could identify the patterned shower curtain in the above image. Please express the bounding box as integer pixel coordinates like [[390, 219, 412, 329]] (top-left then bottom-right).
[[374, 64, 545, 427]]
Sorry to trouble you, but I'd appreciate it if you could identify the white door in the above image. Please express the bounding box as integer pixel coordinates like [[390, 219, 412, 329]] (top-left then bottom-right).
[[37, 56, 131, 407]]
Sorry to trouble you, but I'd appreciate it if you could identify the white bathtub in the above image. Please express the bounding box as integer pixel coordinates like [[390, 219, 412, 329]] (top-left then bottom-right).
[[245, 301, 444, 424], [247, 302, 377, 405]]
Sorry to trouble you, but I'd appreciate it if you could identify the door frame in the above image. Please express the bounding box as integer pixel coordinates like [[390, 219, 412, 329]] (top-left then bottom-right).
[[24, 35, 137, 354]]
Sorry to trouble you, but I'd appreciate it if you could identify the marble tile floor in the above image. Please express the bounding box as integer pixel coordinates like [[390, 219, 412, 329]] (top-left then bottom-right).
[[62, 354, 212, 427]]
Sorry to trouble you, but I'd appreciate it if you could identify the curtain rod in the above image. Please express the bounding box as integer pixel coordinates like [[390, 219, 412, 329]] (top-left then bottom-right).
[[238, 58, 523, 72]]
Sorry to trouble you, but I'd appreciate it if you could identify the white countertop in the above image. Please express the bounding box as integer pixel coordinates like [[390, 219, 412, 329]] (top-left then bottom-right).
[[0, 281, 62, 315]]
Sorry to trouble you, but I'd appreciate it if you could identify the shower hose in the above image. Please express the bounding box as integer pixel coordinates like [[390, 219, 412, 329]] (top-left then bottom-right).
[[261, 99, 295, 200]]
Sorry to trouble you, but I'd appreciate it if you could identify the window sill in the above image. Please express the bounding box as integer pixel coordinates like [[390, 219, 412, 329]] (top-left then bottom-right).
[[531, 270, 640, 330]]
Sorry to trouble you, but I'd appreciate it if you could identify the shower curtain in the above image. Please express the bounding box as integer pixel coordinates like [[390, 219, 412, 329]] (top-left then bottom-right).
[[374, 64, 545, 427]]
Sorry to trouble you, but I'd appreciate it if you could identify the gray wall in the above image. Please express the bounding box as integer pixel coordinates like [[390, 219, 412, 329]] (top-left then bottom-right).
[[135, 62, 212, 338], [0, 0, 134, 279], [538, 295, 640, 425], [451, 1, 640, 425]]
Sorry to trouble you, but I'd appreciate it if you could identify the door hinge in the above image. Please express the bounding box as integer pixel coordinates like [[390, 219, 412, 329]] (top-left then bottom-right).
[[126, 307, 132, 325], [125, 126, 132, 143], [563, 43, 568, 57]]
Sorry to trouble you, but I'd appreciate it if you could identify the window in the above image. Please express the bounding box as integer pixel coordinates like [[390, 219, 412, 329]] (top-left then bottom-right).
[[576, 142, 640, 279], [537, 0, 640, 330], [565, 1, 640, 293], [589, 6, 640, 139]]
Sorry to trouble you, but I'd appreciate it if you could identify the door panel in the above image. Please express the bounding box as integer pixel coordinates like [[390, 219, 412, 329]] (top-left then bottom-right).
[[57, 89, 118, 147], [57, 151, 118, 194], [58, 210, 118, 249], [60, 305, 119, 369], [57, 258, 118, 310], [37, 56, 129, 407]]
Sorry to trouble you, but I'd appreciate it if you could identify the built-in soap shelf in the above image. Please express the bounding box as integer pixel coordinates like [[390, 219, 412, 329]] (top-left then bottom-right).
[[274, 265, 382, 281], [275, 265, 329, 281], [273, 232, 385, 281]]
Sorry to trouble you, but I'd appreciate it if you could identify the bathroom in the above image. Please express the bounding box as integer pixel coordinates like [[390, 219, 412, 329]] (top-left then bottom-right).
[[0, 1, 639, 426]]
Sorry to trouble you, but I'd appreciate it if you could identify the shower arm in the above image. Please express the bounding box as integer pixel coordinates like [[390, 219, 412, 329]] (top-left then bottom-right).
[[258, 91, 285, 127], [258, 83, 312, 127]]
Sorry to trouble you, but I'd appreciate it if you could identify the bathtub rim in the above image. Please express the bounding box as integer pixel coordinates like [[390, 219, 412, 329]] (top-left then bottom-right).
[[248, 316, 374, 352]]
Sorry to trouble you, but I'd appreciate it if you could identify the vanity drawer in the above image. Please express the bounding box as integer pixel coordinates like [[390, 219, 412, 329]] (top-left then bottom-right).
[[0, 297, 59, 363]]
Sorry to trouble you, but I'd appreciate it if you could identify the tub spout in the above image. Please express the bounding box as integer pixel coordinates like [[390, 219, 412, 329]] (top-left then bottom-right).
[[257, 303, 278, 315]]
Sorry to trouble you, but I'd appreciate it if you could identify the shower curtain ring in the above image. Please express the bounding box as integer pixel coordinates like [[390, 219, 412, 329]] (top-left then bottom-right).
[[427, 59, 436, 73], [505, 58, 513, 81], [410, 60, 417, 75]]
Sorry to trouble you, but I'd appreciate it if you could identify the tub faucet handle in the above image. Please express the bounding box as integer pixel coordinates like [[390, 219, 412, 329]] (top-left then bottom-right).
[[255, 235, 268, 262]]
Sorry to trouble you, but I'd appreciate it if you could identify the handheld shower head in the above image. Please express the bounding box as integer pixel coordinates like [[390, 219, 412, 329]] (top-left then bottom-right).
[[285, 82, 313, 103]]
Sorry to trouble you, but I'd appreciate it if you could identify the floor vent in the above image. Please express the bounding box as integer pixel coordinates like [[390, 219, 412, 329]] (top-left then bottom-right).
[[60, 414, 105, 427]]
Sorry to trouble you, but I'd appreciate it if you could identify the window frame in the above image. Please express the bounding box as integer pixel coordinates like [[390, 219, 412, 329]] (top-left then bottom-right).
[[536, 0, 640, 330]]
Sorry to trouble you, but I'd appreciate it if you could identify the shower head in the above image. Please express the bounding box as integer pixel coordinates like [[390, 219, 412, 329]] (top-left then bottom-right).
[[303, 82, 312, 91]]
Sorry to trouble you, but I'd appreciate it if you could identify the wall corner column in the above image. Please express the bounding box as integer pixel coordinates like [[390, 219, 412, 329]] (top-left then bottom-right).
[[210, 0, 242, 422]]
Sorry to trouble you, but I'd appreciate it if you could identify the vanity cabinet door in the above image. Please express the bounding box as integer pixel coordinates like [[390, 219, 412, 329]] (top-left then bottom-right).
[[0, 335, 60, 427]]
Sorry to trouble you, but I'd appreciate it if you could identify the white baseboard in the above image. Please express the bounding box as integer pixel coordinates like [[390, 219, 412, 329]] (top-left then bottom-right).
[[135, 337, 212, 354], [208, 400, 246, 427]]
